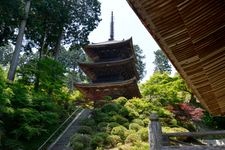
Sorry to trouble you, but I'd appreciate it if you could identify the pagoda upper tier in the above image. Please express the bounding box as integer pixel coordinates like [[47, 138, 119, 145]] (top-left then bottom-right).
[[79, 56, 139, 83], [83, 38, 135, 62], [75, 37, 141, 101]]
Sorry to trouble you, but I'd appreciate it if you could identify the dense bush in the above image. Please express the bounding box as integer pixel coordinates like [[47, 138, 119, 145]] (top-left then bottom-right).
[[0, 60, 77, 149], [125, 133, 141, 144], [106, 135, 122, 147], [77, 126, 93, 134], [70, 134, 91, 149]]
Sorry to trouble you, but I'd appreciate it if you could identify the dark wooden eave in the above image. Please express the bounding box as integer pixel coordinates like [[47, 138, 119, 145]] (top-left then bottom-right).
[[127, 0, 225, 115], [78, 56, 139, 82], [83, 38, 136, 62], [75, 77, 141, 100]]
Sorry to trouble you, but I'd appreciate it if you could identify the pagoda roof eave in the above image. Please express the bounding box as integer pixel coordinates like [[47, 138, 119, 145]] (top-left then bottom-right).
[[85, 37, 133, 48], [75, 77, 141, 100], [78, 56, 135, 67], [75, 77, 137, 88]]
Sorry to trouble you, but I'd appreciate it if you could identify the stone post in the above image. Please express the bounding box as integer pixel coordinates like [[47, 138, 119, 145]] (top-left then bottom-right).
[[149, 113, 162, 150]]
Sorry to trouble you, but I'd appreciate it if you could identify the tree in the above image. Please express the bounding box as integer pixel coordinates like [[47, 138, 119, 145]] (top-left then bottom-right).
[[153, 49, 171, 74], [0, 45, 14, 66], [58, 46, 87, 90], [7, 0, 31, 81], [0, 0, 22, 46], [133, 45, 146, 80], [25, 0, 101, 58]]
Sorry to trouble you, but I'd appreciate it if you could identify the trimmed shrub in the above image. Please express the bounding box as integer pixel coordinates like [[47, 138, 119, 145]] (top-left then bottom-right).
[[77, 126, 93, 134], [106, 135, 122, 147], [129, 123, 142, 131], [125, 133, 141, 144], [71, 142, 84, 150], [80, 118, 96, 127], [101, 103, 121, 113], [91, 134, 104, 148], [107, 122, 120, 132], [113, 97, 127, 106], [70, 134, 91, 149], [132, 119, 145, 126], [112, 114, 129, 125], [97, 122, 108, 132], [118, 107, 129, 117], [111, 125, 128, 140], [137, 128, 148, 141]]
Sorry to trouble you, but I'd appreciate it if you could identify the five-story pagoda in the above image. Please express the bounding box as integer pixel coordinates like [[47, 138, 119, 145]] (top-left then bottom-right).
[[75, 12, 141, 102]]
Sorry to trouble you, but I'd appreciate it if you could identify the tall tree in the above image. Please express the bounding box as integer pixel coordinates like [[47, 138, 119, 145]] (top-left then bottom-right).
[[7, 0, 31, 81], [58, 46, 87, 90], [25, 0, 101, 58], [133, 45, 146, 80], [0, 0, 22, 46], [153, 49, 171, 74]]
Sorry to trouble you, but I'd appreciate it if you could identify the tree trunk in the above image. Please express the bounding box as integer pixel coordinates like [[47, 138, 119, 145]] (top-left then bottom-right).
[[54, 28, 63, 59], [7, 0, 31, 81]]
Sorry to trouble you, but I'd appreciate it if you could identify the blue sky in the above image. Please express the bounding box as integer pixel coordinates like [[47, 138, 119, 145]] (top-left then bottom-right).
[[88, 0, 160, 81]]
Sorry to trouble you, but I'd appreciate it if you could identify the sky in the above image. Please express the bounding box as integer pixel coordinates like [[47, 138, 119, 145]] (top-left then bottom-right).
[[88, 0, 160, 81]]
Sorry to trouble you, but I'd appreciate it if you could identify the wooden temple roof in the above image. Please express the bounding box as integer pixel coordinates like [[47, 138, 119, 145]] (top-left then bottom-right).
[[75, 77, 141, 101], [79, 56, 139, 82], [127, 0, 225, 115], [83, 38, 136, 62]]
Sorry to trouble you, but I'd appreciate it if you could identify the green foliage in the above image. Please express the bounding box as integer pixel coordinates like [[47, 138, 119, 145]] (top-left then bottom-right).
[[101, 103, 121, 113], [91, 134, 105, 148], [141, 72, 190, 105], [129, 123, 142, 131], [0, 62, 76, 149], [106, 135, 122, 147], [137, 128, 148, 141], [153, 49, 171, 74], [77, 126, 93, 135], [70, 134, 91, 150], [125, 133, 141, 144], [133, 45, 146, 80], [111, 125, 128, 140]]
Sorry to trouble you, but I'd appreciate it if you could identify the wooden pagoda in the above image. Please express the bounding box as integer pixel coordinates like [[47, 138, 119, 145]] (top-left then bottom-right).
[[75, 12, 141, 101], [127, 0, 225, 115]]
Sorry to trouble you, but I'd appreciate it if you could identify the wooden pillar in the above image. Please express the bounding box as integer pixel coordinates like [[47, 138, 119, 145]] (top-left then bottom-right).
[[149, 113, 162, 150]]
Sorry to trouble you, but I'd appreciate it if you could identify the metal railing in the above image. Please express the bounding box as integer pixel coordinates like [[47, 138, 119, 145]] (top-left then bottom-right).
[[38, 108, 82, 150]]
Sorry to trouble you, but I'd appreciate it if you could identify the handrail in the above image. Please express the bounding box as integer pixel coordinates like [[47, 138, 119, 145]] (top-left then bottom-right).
[[163, 130, 225, 137], [37, 108, 81, 150]]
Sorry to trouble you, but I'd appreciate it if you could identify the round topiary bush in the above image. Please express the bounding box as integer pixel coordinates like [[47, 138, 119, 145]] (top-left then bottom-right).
[[91, 134, 104, 149], [97, 122, 108, 132], [106, 135, 122, 147], [101, 103, 121, 113], [113, 97, 127, 105], [137, 128, 148, 141], [70, 134, 91, 149], [129, 123, 142, 131], [125, 133, 141, 144], [118, 107, 129, 117], [107, 122, 120, 132], [77, 126, 93, 134], [80, 118, 96, 127], [111, 125, 128, 140], [112, 114, 129, 125], [132, 119, 145, 126], [71, 142, 84, 150]]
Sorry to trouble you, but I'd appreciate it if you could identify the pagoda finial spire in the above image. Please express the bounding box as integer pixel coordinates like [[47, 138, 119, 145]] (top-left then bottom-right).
[[109, 11, 114, 41]]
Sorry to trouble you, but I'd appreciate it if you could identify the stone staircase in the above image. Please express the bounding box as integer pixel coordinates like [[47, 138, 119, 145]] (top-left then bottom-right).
[[47, 109, 91, 150]]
